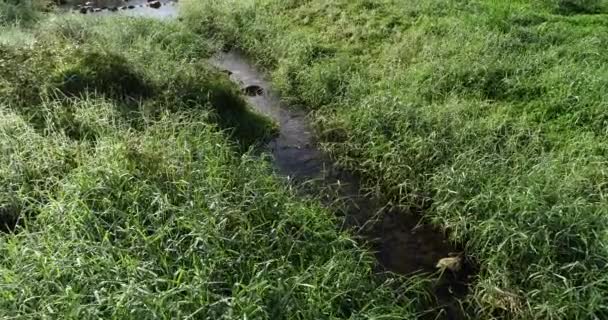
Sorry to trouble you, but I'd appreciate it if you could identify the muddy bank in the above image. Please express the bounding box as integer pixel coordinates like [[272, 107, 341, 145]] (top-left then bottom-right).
[[212, 51, 475, 318]]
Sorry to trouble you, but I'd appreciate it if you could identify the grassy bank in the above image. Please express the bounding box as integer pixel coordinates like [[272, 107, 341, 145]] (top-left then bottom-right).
[[182, 0, 608, 318], [0, 10, 432, 319]]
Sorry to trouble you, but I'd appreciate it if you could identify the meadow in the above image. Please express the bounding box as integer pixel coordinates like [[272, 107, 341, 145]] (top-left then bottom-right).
[[0, 3, 432, 319], [180, 0, 608, 318], [2, 0, 608, 318]]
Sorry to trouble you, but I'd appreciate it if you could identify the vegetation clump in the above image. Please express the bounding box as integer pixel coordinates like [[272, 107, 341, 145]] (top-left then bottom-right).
[[0, 0, 51, 26]]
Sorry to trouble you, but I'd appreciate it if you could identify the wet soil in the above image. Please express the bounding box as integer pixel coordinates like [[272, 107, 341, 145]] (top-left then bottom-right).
[[211, 51, 476, 319]]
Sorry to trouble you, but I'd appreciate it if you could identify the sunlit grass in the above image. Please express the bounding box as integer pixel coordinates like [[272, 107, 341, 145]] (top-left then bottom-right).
[[0, 10, 431, 319], [182, 0, 608, 318]]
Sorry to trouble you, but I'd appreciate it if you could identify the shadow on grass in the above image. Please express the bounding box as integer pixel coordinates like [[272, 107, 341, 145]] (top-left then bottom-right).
[[48, 50, 277, 148], [205, 81, 277, 148], [555, 0, 607, 15], [56, 51, 154, 99], [0, 49, 276, 233]]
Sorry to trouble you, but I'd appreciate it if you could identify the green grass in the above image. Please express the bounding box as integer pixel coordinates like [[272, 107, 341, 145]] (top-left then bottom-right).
[[0, 10, 432, 320], [0, 0, 52, 26], [181, 0, 608, 318]]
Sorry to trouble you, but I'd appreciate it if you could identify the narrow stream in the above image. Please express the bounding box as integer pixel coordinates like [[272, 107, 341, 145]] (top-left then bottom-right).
[[212, 52, 474, 318]]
